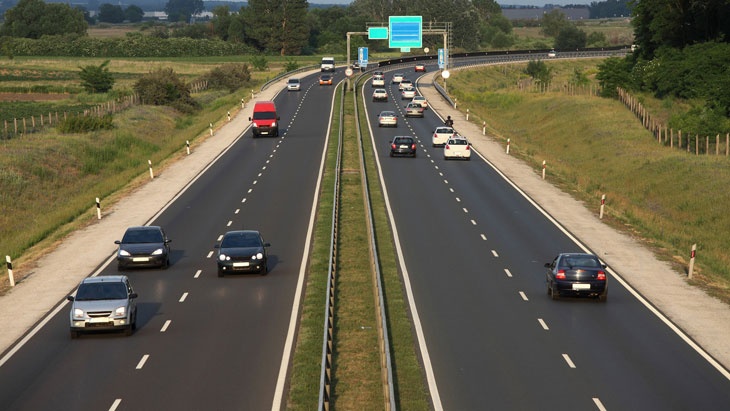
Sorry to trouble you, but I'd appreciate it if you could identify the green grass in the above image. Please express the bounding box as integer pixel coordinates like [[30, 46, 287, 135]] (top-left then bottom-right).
[[445, 63, 730, 301]]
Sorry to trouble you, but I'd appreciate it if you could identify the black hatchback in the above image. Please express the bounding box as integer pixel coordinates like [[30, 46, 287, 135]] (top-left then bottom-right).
[[545, 253, 607, 301], [115, 226, 171, 270], [215, 230, 271, 276], [389, 136, 417, 158]]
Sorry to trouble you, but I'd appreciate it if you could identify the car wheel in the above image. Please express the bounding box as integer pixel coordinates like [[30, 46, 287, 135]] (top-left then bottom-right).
[[217, 269, 224, 278], [598, 291, 608, 302], [70, 330, 79, 339], [260, 262, 268, 276], [124, 326, 133, 337], [550, 286, 560, 300], [389, 152, 394, 157]]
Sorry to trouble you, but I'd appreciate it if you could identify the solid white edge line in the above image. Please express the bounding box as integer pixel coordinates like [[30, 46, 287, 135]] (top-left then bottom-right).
[[109, 399, 122, 411], [364, 82, 444, 411], [470, 144, 730, 381], [271, 84, 334, 411]]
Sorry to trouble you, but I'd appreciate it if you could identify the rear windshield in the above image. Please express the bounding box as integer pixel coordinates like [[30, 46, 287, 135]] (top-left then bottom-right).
[[122, 228, 163, 243], [560, 256, 601, 268], [253, 111, 276, 120], [76, 282, 127, 300], [394, 137, 413, 144], [436, 128, 453, 134], [448, 139, 468, 145]]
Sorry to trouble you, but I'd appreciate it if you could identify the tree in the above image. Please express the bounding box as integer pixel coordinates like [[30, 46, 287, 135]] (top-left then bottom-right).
[[554, 25, 587, 49], [79, 60, 115, 93], [164, 0, 204, 23], [125, 5, 145, 23], [541, 9, 570, 37], [0, 0, 87, 38], [242, 0, 309, 55], [98, 3, 125, 24]]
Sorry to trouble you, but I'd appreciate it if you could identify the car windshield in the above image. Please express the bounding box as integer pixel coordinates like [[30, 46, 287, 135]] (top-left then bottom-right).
[[222, 233, 261, 248], [288, 79, 299, 84], [448, 139, 468, 145], [436, 127, 453, 134], [122, 228, 163, 243], [76, 282, 128, 300], [561, 256, 600, 268], [381, 112, 395, 117], [394, 137, 412, 144], [253, 112, 276, 120]]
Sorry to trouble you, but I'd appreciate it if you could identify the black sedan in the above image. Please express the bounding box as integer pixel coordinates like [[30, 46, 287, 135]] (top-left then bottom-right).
[[545, 253, 607, 301], [115, 226, 171, 270], [215, 230, 270, 276], [389, 136, 417, 158]]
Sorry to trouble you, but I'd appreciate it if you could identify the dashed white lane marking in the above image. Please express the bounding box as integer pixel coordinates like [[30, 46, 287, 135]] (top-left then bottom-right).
[[444, 179, 449, 184], [109, 399, 122, 411], [266, 160, 270, 164], [227, 221, 232, 227], [470, 220, 477, 225], [258, 173, 262, 177], [262, 166, 267, 170], [206, 251, 214, 259], [253, 180, 258, 185], [434, 165, 439, 169], [160, 320, 171, 332], [504, 268, 512, 277], [491, 250, 499, 257], [217, 235, 223, 241], [456, 197, 461, 202], [135, 354, 149, 370], [179, 292, 188, 303], [194, 269, 202, 279], [247, 189, 253, 193], [563, 354, 576, 368], [538, 318, 549, 330], [592, 398, 606, 411], [449, 188, 454, 193], [241, 198, 247, 203], [519, 291, 528, 301], [481, 234, 487, 241], [462, 208, 468, 213], [235, 209, 240, 214]]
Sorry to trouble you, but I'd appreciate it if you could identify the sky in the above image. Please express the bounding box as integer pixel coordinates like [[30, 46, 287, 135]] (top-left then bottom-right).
[[311, 0, 595, 6]]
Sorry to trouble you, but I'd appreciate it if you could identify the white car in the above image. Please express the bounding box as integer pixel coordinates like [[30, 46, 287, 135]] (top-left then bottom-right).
[[378, 111, 398, 127], [444, 136, 471, 160], [432, 126, 456, 147], [401, 87, 416, 100], [548, 49, 557, 58], [392, 73, 404, 84], [372, 75, 385, 87], [398, 79, 413, 91], [372, 88, 388, 102], [286, 78, 301, 91], [412, 95, 428, 109]]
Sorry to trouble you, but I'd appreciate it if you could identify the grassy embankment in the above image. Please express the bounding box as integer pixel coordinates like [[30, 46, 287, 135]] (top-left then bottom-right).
[[441, 60, 730, 302]]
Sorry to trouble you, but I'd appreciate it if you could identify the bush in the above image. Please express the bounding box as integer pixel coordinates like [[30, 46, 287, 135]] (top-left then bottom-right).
[[134, 68, 200, 113], [202, 63, 252, 92], [250, 55, 269, 71], [524, 59, 552, 85], [284, 58, 300, 72], [58, 114, 114, 133], [79, 60, 115, 93]]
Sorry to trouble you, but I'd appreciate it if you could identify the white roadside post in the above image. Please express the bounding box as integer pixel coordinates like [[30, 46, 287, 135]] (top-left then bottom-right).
[[482, 121, 486, 135], [688, 244, 697, 279], [148, 160, 154, 179], [251, 89, 255, 100], [209, 123, 213, 136], [227, 111, 231, 122], [241, 98, 245, 108], [6, 256, 15, 287], [466, 108, 469, 121], [599, 194, 606, 219], [96, 197, 101, 220], [186, 140, 190, 155], [542, 160, 546, 180], [506, 138, 510, 154]]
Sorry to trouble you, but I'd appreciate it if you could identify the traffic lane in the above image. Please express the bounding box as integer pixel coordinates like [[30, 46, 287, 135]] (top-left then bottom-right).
[[380, 124, 730, 407], [0, 82, 334, 409], [375, 152, 605, 409]]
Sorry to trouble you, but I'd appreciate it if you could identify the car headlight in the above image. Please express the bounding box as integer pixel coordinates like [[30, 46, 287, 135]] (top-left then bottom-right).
[[151, 248, 164, 255], [271, 122, 277, 127], [115, 306, 126, 317], [219, 254, 227, 261], [252, 252, 263, 260], [119, 249, 131, 257], [252, 122, 259, 127], [73, 308, 85, 319]]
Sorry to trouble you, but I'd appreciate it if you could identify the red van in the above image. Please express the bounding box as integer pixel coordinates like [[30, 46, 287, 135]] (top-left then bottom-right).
[[249, 101, 279, 137]]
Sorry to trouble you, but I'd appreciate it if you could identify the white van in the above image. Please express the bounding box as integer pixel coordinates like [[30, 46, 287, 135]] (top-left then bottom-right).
[[321, 57, 335, 72]]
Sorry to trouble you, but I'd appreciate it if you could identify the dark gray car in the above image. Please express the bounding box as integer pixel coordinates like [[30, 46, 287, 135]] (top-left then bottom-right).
[[215, 230, 271, 276], [115, 226, 171, 270]]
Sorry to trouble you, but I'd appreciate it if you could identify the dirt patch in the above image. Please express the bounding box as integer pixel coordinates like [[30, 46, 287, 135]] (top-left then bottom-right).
[[0, 93, 70, 102]]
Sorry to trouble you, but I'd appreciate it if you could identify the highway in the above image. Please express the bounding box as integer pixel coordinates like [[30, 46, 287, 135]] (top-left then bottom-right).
[[362, 65, 730, 410], [0, 72, 339, 410]]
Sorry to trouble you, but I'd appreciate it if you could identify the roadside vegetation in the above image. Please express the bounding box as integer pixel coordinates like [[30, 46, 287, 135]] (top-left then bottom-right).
[[441, 60, 730, 302]]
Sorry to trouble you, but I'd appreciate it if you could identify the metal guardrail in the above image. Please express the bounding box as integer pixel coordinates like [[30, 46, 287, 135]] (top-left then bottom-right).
[[260, 64, 319, 92], [317, 82, 345, 411]]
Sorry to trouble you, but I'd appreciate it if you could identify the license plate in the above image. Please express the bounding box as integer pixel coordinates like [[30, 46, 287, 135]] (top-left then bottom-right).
[[572, 283, 590, 290], [233, 262, 250, 267], [133, 257, 150, 262], [400, 145, 409, 148], [90, 317, 110, 323]]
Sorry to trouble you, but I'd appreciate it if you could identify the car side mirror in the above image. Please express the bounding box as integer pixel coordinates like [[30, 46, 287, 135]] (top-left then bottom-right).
[[114, 240, 121, 245], [248, 117, 252, 121], [67, 296, 75, 302], [277, 116, 281, 120], [165, 239, 172, 244], [214, 244, 220, 249], [264, 242, 271, 247], [544, 263, 551, 268], [129, 292, 138, 299]]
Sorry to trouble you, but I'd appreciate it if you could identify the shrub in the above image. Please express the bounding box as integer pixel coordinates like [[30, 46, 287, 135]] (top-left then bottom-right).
[[250, 55, 269, 71], [524, 59, 552, 85], [202, 63, 252, 92], [134, 68, 200, 113], [79, 60, 115, 93], [284, 58, 300, 72], [58, 114, 114, 133]]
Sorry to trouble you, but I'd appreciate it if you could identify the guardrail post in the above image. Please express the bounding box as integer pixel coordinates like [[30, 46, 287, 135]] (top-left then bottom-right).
[[210, 123, 213, 136], [96, 197, 101, 220], [506, 138, 510, 154], [688, 244, 697, 279], [186, 140, 190, 155], [482, 121, 486, 135], [599, 194, 606, 219], [148, 160, 154, 179], [542, 160, 546, 180], [6, 256, 14, 287], [466, 108, 469, 121]]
